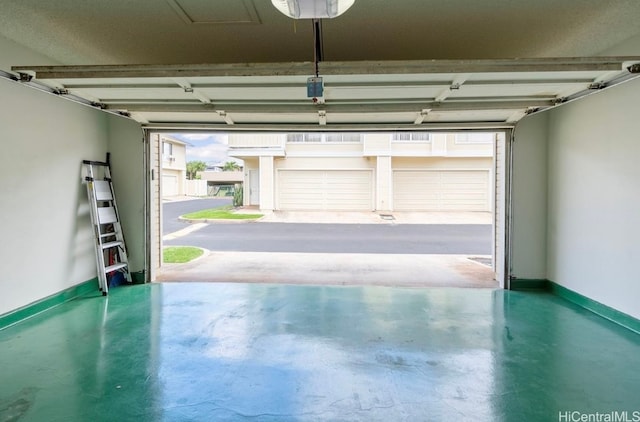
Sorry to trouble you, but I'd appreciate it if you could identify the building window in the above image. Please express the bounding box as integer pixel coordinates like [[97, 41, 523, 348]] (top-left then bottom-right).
[[325, 133, 362, 142], [391, 132, 431, 142], [286, 133, 362, 143], [162, 142, 175, 162], [455, 133, 495, 144]]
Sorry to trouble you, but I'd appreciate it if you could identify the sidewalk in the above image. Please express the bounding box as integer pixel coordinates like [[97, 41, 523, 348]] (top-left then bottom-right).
[[162, 195, 206, 202], [164, 197, 492, 225], [237, 209, 492, 225]]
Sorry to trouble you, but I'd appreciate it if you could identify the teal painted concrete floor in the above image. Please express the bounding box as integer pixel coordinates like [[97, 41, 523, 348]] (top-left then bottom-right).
[[1, 283, 639, 422]]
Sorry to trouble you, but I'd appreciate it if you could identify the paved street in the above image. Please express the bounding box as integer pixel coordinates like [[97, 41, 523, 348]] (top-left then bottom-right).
[[164, 221, 491, 255], [163, 198, 232, 235], [160, 199, 495, 286], [163, 199, 492, 255]]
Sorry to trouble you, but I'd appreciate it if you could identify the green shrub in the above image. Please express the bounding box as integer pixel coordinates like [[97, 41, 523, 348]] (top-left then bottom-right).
[[233, 183, 243, 207]]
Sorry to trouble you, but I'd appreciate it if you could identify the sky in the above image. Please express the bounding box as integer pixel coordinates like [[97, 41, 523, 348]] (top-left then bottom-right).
[[168, 133, 243, 167]]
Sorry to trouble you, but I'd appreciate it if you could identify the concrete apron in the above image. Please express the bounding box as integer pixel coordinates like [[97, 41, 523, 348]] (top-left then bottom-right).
[[156, 251, 497, 288]]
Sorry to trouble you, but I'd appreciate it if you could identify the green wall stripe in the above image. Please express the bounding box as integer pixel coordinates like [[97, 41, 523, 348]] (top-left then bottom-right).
[[0, 278, 99, 330], [548, 281, 640, 335], [511, 279, 640, 334], [510, 279, 549, 290]]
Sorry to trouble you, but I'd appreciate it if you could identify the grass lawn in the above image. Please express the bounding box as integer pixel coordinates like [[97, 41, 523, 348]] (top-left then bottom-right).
[[163, 246, 204, 263], [181, 206, 262, 220]]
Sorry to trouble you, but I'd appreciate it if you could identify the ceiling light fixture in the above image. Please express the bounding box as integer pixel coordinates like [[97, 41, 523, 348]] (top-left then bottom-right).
[[271, 0, 355, 19]]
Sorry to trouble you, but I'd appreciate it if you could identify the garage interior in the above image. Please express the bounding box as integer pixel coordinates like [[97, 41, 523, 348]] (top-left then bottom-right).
[[1, 0, 640, 420]]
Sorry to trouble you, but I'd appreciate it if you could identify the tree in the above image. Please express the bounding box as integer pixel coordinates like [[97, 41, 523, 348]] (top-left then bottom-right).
[[186, 161, 207, 180], [222, 161, 241, 172]]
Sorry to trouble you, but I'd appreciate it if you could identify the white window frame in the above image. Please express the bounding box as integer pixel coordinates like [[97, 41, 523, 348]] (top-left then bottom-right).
[[162, 142, 174, 162], [390, 132, 431, 142], [286, 133, 362, 143]]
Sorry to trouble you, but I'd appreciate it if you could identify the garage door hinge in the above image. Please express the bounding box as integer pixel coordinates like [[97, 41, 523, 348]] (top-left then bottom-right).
[[18, 72, 33, 82], [628, 63, 640, 74], [525, 107, 539, 115]]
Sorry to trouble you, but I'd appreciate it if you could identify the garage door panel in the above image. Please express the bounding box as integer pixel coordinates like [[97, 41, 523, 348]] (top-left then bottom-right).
[[441, 190, 486, 197], [393, 170, 489, 211], [278, 170, 372, 210], [162, 175, 178, 197], [394, 193, 439, 200]]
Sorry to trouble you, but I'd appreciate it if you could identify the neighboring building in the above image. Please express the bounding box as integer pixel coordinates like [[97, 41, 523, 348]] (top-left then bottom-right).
[[160, 136, 187, 197], [229, 132, 494, 212], [198, 167, 244, 197], [204, 163, 244, 173]]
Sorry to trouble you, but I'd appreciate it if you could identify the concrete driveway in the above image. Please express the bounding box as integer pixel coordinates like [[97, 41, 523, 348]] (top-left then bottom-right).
[[158, 200, 497, 288]]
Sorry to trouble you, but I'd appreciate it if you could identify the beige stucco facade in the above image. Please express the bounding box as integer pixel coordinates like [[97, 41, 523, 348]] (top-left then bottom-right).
[[160, 135, 187, 197], [229, 133, 493, 212]]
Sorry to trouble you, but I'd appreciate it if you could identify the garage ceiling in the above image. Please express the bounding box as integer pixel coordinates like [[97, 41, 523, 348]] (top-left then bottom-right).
[[3, 0, 640, 129], [2, 0, 640, 64]]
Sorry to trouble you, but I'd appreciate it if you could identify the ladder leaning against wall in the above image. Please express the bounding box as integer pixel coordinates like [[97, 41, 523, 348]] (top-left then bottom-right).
[[83, 155, 131, 295]]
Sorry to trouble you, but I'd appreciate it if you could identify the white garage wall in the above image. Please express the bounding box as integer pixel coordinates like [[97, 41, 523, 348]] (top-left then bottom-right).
[[510, 113, 549, 280], [0, 33, 145, 315], [0, 77, 109, 315], [108, 117, 145, 274], [510, 34, 640, 318], [546, 77, 640, 319]]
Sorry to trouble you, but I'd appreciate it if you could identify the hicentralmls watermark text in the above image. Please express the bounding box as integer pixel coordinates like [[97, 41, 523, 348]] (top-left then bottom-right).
[[558, 411, 640, 422]]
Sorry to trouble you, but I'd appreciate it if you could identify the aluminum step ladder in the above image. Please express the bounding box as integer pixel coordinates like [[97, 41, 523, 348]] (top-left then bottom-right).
[[83, 156, 131, 295]]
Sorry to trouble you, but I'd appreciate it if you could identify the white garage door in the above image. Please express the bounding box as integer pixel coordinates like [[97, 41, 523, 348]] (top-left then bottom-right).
[[162, 174, 178, 197], [393, 170, 489, 211], [278, 170, 373, 210]]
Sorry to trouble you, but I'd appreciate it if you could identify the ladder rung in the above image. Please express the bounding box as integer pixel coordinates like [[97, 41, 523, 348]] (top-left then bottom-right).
[[100, 233, 116, 238], [94, 181, 113, 201], [102, 241, 123, 249], [98, 207, 117, 224], [105, 263, 128, 273]]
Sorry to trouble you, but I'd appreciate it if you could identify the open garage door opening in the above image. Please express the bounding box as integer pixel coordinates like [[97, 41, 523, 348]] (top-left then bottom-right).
[[150, 130, 507, 289]]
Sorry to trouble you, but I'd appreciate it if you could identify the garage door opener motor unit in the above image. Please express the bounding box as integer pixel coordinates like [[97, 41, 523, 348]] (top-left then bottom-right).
[[83, 156, 131, 295]]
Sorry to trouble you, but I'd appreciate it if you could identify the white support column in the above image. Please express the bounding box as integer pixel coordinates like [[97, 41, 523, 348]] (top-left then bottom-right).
[[376, 156, 392, 212], [259, 156, 275, 211], [432, 133, 448, 156]]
